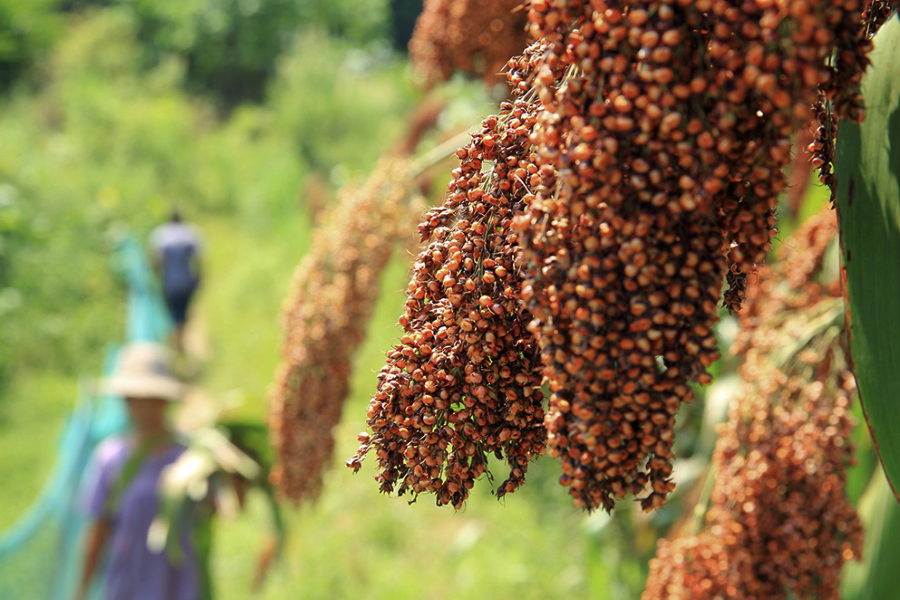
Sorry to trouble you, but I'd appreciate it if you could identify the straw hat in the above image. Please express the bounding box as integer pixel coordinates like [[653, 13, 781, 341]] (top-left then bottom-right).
[[100, 341, 185, 402]]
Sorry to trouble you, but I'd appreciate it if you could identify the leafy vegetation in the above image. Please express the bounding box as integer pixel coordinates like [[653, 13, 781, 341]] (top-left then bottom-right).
[[0, 0, 394, 102], [0, 0, 64, 92]]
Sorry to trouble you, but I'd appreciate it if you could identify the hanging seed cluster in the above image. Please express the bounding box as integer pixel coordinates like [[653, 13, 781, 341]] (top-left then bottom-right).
[[270, 157, 425, 503], [643, 210, 863, 600], [409, 0, 529, 88], [507, 0, 876, 512], [350, 0, 879, 512], [348, 81, 557, 507], [862, 0, 898, 35], [807, 1, 894, 203], [808, 98, 838, 203]]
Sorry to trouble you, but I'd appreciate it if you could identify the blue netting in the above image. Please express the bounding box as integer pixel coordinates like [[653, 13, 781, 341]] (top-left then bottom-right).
[[0, 235, 172, 600]]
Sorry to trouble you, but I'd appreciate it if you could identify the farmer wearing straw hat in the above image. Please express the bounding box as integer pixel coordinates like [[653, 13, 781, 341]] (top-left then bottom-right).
[[75, 342, 202, 600]]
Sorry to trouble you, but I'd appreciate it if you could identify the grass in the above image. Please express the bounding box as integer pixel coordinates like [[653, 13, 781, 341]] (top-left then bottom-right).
[[0, 372, 77, 530]]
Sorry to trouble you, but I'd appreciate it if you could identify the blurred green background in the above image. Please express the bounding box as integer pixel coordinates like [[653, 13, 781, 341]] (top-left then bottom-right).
[[0, 2, 893, 600]]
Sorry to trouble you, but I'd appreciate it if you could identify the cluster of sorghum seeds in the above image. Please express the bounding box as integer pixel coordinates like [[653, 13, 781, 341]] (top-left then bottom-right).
[[806, 1, 894, 202], [862, 0, 898, 36], [270, 157, 425, 503], [643, 210, 863, 600], [507, 0, 875, 511], [348, 0, 881, 512], [645, 535, 756, 599], [348, 87, 553, 508], [409, 0, 529, 88], [808, 98, 838, 203]]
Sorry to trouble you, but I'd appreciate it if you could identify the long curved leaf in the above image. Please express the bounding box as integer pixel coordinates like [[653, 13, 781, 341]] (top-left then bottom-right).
[[842, 472, 900, 600], [834, 13, 900, 503]]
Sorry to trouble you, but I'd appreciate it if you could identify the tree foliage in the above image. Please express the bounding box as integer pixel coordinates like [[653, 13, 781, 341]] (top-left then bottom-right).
[[0, 0, 393, 104]]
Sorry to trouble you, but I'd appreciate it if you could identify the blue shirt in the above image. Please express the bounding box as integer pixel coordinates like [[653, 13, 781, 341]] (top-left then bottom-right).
[[150, 223, 202, 296]]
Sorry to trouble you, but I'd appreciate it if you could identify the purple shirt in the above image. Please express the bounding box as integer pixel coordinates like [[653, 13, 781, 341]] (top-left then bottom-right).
[[82, 436, 200, 600]]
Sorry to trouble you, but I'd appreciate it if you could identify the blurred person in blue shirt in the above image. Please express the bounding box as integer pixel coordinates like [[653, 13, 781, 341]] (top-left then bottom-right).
[[150, 210, 203, 354]]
